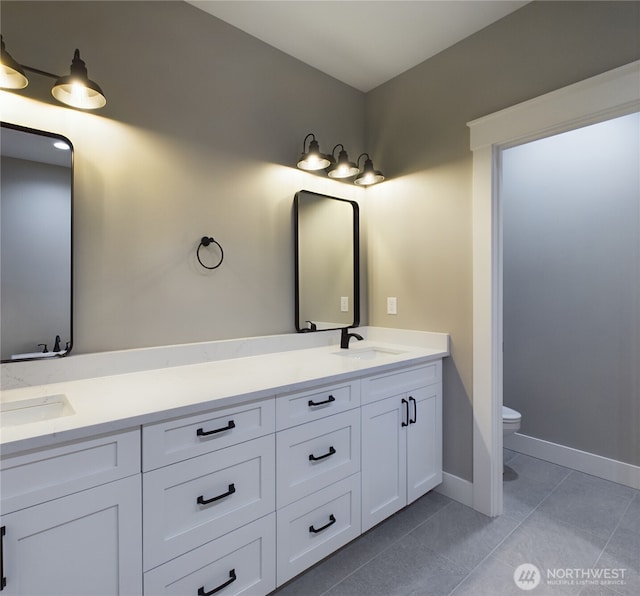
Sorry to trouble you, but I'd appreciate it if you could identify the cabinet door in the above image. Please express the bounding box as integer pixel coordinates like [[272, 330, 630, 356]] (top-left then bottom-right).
[[0, 475, 141, 596], [361, 395, 407, 532], [407, 385, 443, 504]]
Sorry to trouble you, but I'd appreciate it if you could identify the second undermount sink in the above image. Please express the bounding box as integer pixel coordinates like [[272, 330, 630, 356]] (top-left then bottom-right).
[[333, 346, 406, 360], [0, 394, 75, 427]]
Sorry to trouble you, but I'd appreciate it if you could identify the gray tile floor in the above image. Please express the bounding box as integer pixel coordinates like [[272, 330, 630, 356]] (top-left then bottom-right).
[[275, 451, 640, 596]]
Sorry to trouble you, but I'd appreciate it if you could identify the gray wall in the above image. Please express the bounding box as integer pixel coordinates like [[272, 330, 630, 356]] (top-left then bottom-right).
[[1, 157, 72, 358], [0, 0, 366, 354], [365, 1, 640, 480], [503, 113, 639, 466]]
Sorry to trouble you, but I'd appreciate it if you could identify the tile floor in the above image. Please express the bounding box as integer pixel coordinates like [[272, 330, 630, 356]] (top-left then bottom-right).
[[274, 451, 639, 596]]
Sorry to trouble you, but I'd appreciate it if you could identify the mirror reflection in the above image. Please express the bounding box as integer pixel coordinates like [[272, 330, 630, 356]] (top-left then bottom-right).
[[294, 190, 359, 332], [1, 122, 73, 362]]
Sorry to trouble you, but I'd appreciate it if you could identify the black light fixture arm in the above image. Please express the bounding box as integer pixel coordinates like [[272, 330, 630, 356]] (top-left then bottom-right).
[[21, 65, 60, 79], [302, 133, 316, 152], [357, 153, 371, 168]]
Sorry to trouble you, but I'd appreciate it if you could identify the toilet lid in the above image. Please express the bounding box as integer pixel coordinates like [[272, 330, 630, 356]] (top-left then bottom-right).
[[503, 406, 521, 421]]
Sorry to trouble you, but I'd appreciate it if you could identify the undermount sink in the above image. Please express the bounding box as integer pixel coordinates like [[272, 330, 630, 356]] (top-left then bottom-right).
[[0, 394, 75, 427], [333, 347, 406, 360]]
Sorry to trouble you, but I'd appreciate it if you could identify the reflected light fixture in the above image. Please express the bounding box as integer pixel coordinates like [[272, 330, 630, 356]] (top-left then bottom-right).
[[354, 153, 385, 186], [0, 37, 106, 110], [327, 144, 359, 179], [297, 133, 331, 170]]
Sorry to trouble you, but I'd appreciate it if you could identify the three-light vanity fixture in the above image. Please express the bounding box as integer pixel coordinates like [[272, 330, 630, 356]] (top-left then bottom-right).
[[297, 133, 385, 186], [0, 36, 106, 110]]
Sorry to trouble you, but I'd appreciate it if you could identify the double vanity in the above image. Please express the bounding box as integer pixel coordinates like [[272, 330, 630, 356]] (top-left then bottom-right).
[[0, 328, 448, 595]]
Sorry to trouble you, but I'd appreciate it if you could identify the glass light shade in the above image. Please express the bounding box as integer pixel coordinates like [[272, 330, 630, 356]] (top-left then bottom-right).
[[297, 138, 330, 170], [51, 49, 106, 110], [0, 37, 28, 89], [327, 148, 358, 179]]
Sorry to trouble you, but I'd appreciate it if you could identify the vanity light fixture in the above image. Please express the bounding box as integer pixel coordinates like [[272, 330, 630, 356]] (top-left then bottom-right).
[[327, 144, 359, 179], [297, 133, 331, 171], [354, 153, 385, 186], [295, 133, 386, 186], [0, 37, 106, 110]]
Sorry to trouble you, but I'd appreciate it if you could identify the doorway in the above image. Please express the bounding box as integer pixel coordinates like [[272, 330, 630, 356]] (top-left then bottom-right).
[[468, 60, 640, 517]]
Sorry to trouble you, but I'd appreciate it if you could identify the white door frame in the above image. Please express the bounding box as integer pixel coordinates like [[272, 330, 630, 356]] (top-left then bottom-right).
[[468, 60, 640, 517]]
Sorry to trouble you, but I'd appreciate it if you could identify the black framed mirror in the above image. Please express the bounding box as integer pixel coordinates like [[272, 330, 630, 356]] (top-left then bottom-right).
[[1, 122, 73, 362], [294, 190, 360, 332]]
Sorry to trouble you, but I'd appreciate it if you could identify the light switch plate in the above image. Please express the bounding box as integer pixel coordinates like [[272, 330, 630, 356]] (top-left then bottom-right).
[[341, 296, 349, 312], [387, 297, 397, 315]]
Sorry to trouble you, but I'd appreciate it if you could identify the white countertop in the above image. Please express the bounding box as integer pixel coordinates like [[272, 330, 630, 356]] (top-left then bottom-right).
[[0, 331, 448, 456]]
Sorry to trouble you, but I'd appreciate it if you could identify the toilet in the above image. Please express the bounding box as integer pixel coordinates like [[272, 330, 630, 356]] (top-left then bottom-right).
[[502, 405, 521, 437]]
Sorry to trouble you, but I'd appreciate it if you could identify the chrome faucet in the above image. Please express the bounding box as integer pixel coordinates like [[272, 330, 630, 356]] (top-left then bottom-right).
[[340, 327, 364, 349]]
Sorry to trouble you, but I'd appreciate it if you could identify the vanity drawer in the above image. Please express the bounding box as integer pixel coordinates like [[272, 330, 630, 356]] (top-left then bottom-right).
[[361, 361, 441, 405], [0, 428, 140, 515], [144, 513, 276, 596], [143, 434, 275, 571], [276, 474, 361, 586], [276, 409, 360, 508], [276, 379, 360, 430], [142, 397, 275, 471]]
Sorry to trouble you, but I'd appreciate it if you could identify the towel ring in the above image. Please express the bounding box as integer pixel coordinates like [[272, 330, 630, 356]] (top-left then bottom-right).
[[197, 236, 224, 270]]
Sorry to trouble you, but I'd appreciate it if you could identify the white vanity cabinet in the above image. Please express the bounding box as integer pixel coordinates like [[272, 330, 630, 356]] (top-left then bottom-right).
[[361, 362, 442, 532], [0, 346, 444, 596], [0, 429, 142, 596], [141, 398, 277, 595]]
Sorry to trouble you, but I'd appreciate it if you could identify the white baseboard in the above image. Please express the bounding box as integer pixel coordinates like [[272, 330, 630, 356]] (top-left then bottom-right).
[[505, 433, 640, 490], [435, 472, 474, 507]]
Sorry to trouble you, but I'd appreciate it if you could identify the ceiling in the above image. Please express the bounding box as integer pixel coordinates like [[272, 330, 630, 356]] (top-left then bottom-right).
[[187, 1, 530, 92]]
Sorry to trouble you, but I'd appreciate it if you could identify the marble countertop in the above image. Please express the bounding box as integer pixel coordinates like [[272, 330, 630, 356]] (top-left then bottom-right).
[[0, 331, 448, 456]]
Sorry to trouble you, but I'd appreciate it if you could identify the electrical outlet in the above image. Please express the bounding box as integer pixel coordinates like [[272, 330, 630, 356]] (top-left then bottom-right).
[[387, 297, 397, 315], [340, 296, 349, 312]]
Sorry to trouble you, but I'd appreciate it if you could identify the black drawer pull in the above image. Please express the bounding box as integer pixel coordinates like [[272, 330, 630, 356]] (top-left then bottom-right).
[[308, 395, 335, 407], [197, 483, 235, 505], [1, 526, 6, 591], [309, 514, 336, 534], [401, 398, 409, 427], [197, 420, 235, 437], [308, 446, 336, 461], [409, 396, 417, 424], [197, 569, 236, 596]]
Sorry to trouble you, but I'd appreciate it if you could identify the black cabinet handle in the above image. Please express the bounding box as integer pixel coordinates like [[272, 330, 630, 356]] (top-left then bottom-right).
[[409, 396, 417, 424], [401, 398, 409, 427], [197, 483, 235, 505], [309, 446, 336, 461], [197, 420, 235, 437], [1, 526, 5, 591], [197, 569, 236, 596], [308, 395, 335, 407], [309, 514, 336, 534]]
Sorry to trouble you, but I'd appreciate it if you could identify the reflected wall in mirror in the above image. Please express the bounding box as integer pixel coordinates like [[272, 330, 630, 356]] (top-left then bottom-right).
[[1, 122, 73, 362], [294, 190, 359, 332]]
